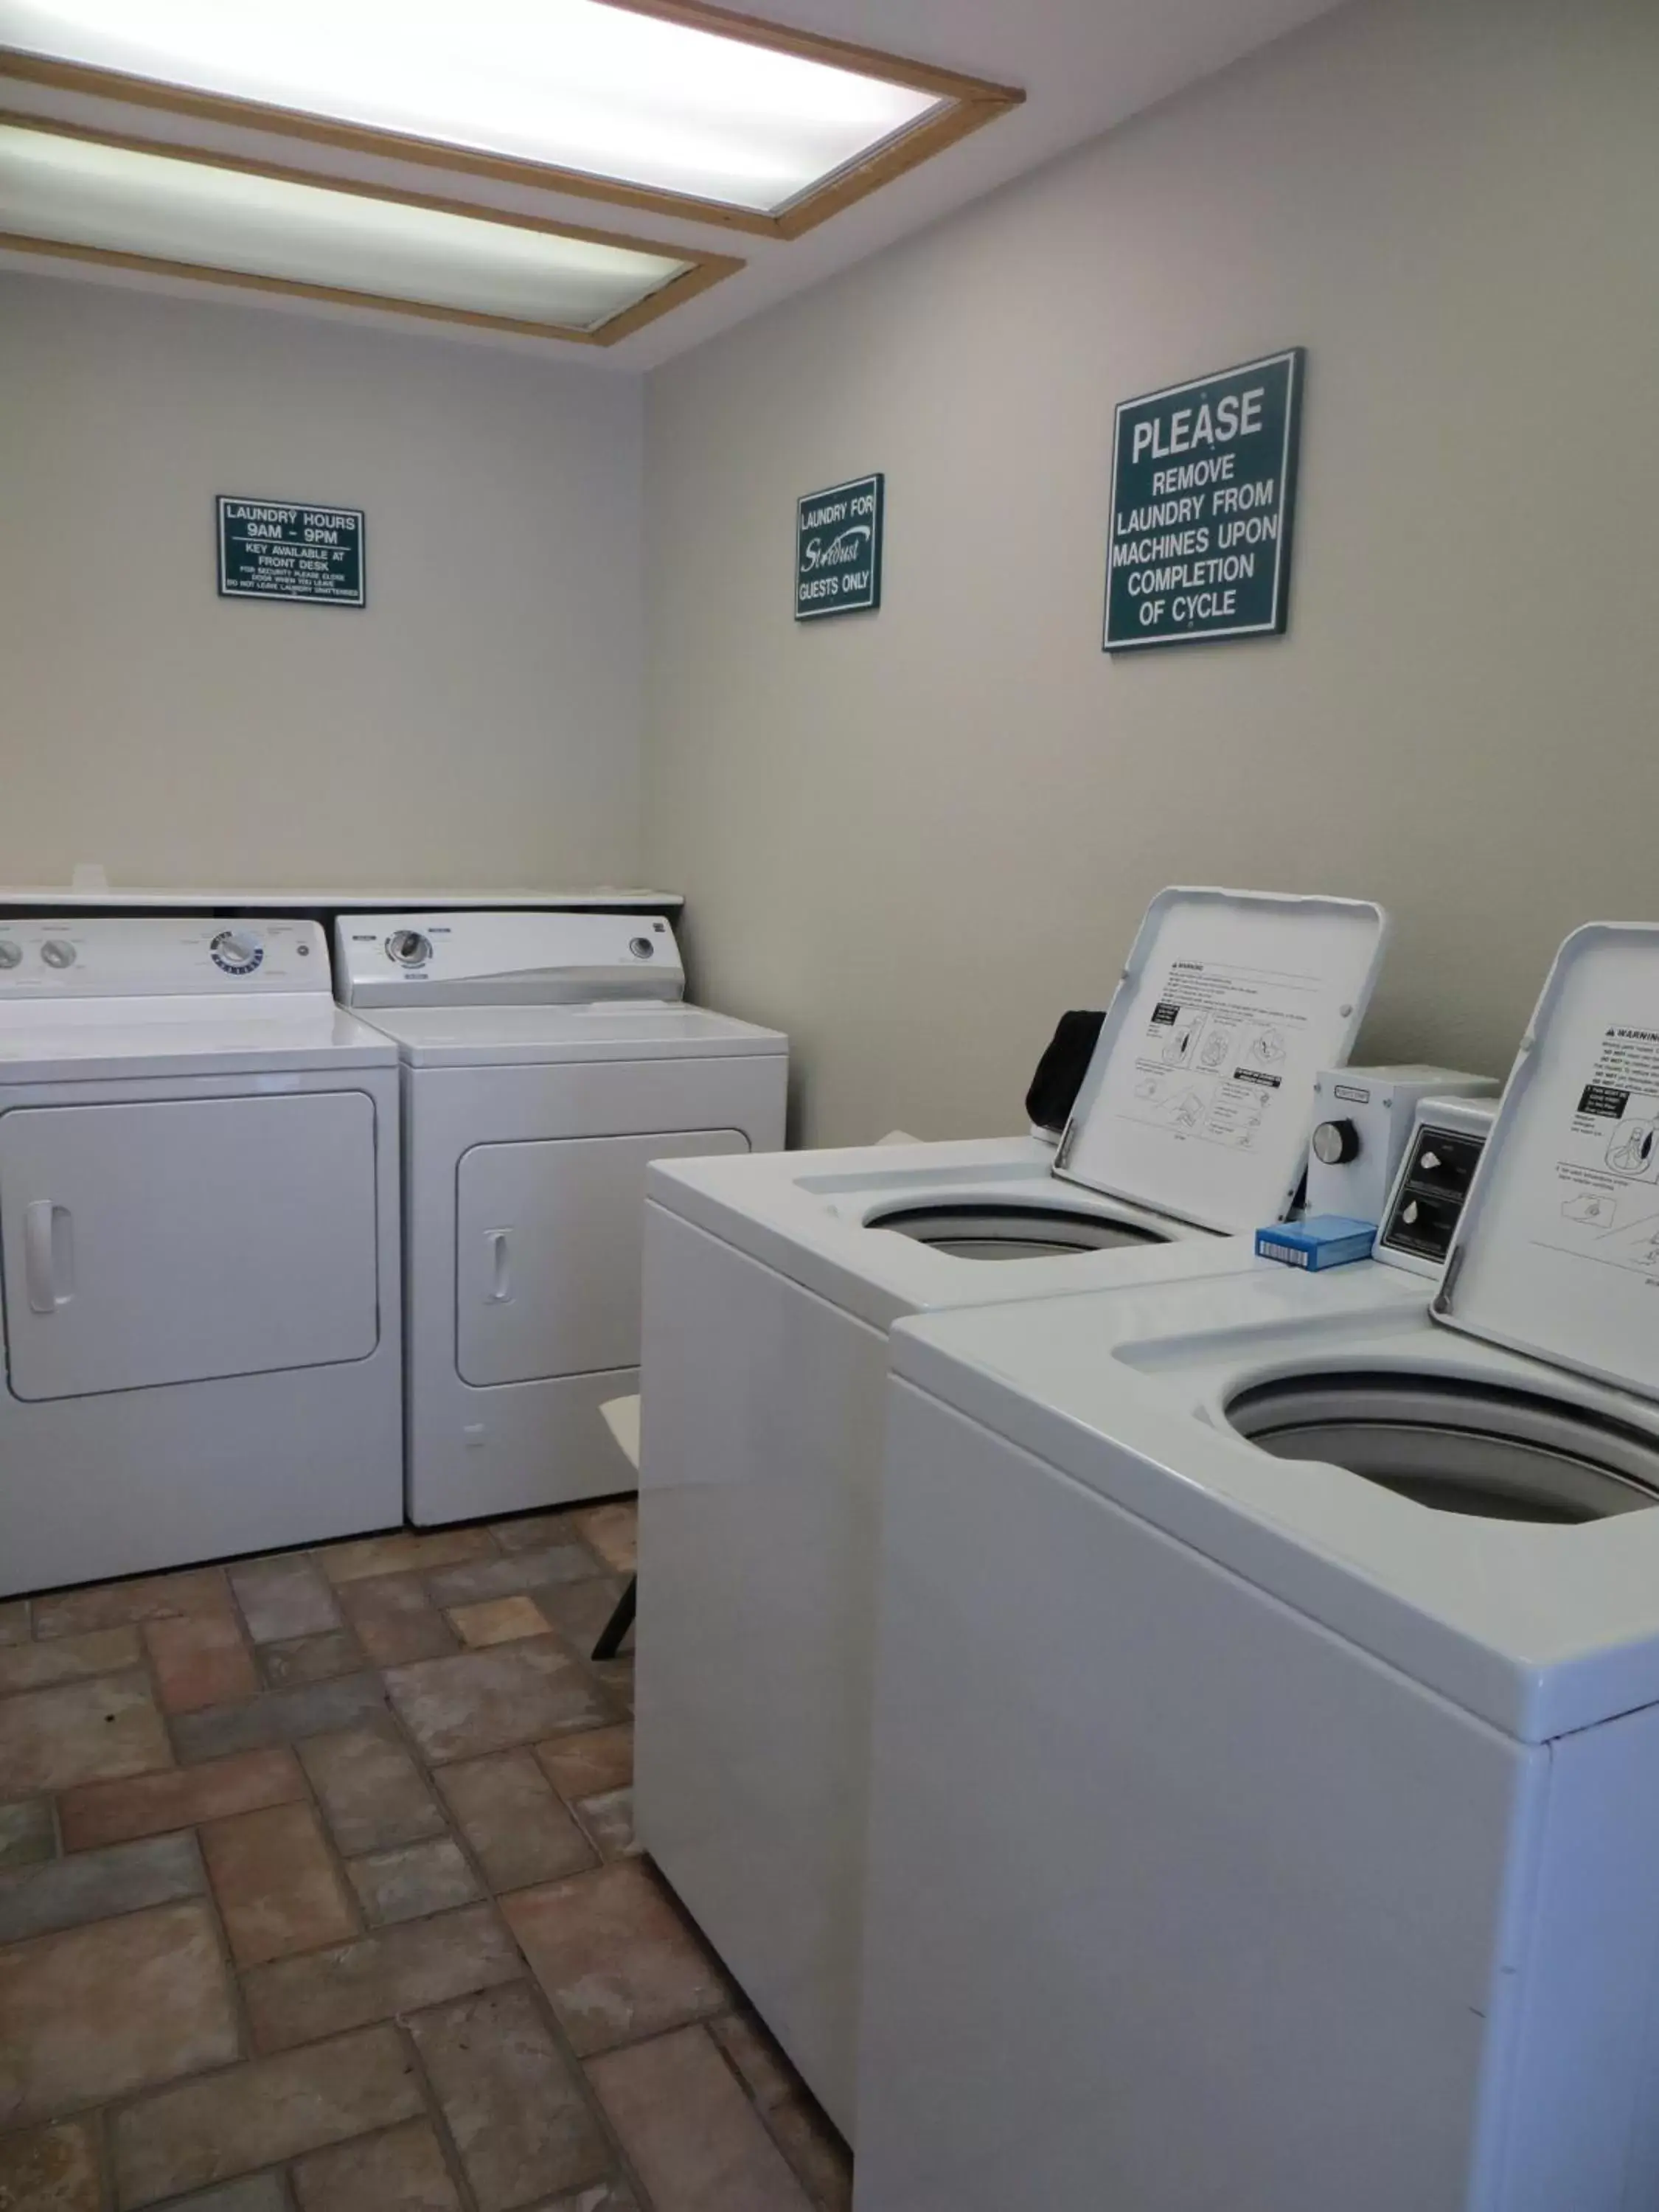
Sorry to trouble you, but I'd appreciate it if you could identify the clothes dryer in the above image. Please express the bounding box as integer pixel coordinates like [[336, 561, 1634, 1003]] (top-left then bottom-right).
[[856, 928, 1659, 2212], [336, 911, 786, 1523], [635, 886, 1398, 2133], [0, 917, 402, 1596]]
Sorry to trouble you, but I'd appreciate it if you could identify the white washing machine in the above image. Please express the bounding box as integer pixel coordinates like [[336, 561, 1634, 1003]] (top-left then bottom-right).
[[635, 886, 1397, 2135], [0, 916, 403, 1598], [855, 924, 1659, 2212], [335, 911, 787, 1525]]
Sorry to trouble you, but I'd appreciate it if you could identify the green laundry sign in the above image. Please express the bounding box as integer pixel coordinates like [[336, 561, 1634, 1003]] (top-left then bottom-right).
[[796, 473, 883, 620], [218, 495, 366, 607], [1103, 349, 1303, 651]]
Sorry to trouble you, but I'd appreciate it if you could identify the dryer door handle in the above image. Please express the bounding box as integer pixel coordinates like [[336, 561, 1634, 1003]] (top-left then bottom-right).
[[24, 1200, 74, 1315], [485, 1228, 513, 1304]]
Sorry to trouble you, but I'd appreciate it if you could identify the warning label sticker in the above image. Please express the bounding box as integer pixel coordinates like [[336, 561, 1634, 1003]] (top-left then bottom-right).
[[1074, 957, 1320, 1162], [1536, 1023, 1659, 1281]]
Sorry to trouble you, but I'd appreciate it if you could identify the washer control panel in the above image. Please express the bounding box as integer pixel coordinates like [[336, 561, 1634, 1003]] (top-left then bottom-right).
[[1305, 1065, 1499, 1225], [1377, 1096, 1500, 1277], [0, 919, 328, 998], [336, 911, 685, 1008]]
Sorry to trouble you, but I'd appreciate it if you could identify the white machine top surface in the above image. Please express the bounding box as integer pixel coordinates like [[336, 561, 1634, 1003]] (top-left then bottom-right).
[[1433, 922, 1659, 1399], [891, 1266, 1659, 1743], [647, 1134, 1274, 1329], [0, 919, 395, 1079], [0, 883, 681, 912], [1053, 888, 1390, 1231], [361, 1000, 787, 1068]]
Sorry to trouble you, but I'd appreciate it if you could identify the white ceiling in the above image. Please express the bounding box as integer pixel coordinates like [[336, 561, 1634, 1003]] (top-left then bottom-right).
[[0, 0, 1347, 369]]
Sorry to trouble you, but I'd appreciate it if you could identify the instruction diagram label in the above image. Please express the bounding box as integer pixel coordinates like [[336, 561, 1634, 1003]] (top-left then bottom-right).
[[1540, 1024, 1659, 1280], [218, 496, 366, 608], [1103, 350, 1303, 651], [1059, 957, 1321, 1171], [796, 473, 883, 621]]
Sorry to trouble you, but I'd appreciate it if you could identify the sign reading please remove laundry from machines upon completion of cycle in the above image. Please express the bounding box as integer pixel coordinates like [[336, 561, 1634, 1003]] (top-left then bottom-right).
[[1104, 349, 1304, 651]]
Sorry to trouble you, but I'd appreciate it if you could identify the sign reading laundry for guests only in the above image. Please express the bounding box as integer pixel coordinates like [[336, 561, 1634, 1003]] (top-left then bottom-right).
[[1103, 349, 1304, 651], [796, 473, 883, 620]]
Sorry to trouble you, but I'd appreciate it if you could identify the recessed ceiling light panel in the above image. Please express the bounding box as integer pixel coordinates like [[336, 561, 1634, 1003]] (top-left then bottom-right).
[[0, 0, 1022, 229], [0, 0, 976, 218], [0, 120, 721, 337]]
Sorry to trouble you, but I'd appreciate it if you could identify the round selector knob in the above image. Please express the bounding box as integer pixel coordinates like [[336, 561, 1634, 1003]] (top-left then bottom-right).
[[387, 930, 433, 967], [1311, 1118, 1361, 1166], [39, 939, 77, 970], [210, 929, 264, 975], [628, 936, 655, 959], [0, 941, 21, 970]]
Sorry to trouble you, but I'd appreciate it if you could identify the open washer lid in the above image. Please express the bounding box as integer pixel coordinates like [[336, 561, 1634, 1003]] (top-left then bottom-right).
[[1433, 922, 1659, 1401], [1051, 888, 1389, 1233]]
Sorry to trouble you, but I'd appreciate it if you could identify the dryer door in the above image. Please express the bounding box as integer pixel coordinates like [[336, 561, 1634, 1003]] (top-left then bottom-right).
[[456, 1128, 749, 1387], [0, 1092, 379, 1401]]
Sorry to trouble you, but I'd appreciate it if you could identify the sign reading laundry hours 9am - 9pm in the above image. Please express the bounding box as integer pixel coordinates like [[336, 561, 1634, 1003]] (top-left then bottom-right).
[[1104, 349, 1304, 651], [218, 495, 366, 608], [796, 473, 883, 620]]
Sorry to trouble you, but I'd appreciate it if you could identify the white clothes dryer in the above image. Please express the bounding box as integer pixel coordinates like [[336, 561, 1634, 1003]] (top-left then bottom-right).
[[0, 917, 402, 1597], [635, 886, 1395, 2135], [855, 928, 1659, 2212], [335, 911, 787, 1526]]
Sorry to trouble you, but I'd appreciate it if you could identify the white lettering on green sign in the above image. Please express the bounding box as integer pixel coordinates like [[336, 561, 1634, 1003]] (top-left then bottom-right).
[[796, 474, 883, 619], [1128, 384, 1265, 463], [217, 493, 366, 609], [1103, 351, 1303, 652]]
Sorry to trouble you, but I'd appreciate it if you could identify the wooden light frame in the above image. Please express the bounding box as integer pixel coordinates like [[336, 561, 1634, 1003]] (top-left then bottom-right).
[[0, 0, 1024, 240], [0, 111, 745, 344]]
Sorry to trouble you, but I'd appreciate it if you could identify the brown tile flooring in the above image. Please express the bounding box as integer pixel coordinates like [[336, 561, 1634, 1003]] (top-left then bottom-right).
[[0, 1503, 851, 2212]]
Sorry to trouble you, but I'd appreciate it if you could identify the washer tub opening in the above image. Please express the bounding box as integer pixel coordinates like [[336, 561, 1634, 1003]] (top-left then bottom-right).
[[1227, 1372, 1659, 1523], [866, 1203, 1171, 1262]]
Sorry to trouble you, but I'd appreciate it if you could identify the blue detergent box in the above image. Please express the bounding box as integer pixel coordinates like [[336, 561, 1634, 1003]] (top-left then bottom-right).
[[1255, 1215, 1377, 1270]]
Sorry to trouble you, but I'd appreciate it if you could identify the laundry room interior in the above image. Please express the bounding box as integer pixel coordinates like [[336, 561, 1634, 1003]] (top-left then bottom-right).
[[0, 1, 1655, 2208]]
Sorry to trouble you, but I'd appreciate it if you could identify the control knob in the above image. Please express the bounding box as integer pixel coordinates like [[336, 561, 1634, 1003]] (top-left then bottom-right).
[[628, 936, 655, 959], [0, 942, 21, 970], [39, 939, 77, 970], [1311, 1118, 1360, 1166], [210, 930, 264, 975], [387, 931, 433, 967]]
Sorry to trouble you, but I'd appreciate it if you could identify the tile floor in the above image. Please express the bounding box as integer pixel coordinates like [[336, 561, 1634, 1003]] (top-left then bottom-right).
[[0, 1502, 852, 2212]]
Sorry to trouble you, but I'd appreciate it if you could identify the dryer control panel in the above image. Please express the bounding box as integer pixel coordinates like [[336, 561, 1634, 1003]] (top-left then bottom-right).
[[335, 911, 686, 1007], [1376, 1096, 1499, 1278], [0, 919, 330, 998]]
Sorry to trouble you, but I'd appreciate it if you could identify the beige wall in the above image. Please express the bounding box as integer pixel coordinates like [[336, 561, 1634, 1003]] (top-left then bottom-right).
[[642, 0, 1659, 1147], [0, 276, 644, 890]]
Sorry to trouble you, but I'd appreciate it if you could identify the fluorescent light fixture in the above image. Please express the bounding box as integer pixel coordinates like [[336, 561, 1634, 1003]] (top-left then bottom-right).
[[0, 0, 996, 223], [0, 121, 712, 335]]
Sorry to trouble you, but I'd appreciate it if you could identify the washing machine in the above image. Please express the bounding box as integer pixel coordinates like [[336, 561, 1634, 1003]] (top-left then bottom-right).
[[0, 916, 403, 1597], [634, 886, 1401, 2135], [335, 910, 787, 1524], [855, 922, 1659, 2212]]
